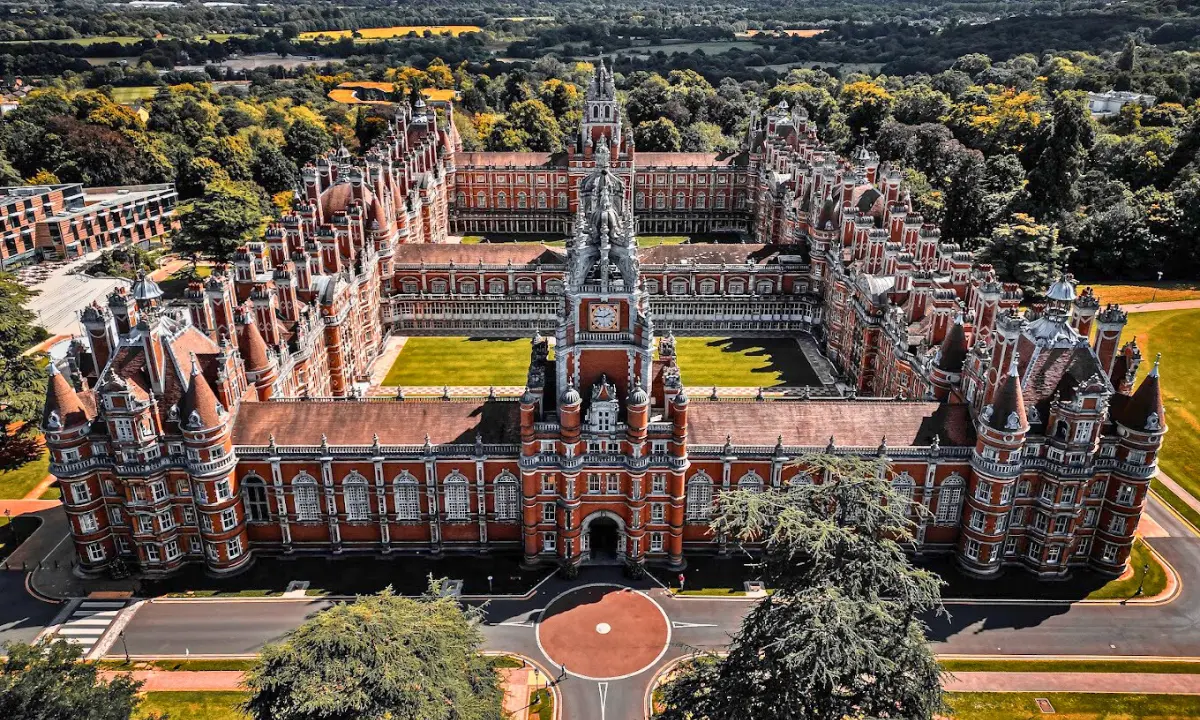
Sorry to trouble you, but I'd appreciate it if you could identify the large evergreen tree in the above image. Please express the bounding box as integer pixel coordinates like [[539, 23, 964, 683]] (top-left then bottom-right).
[[0, 272, 47, 468], [1023, 91, 1095, 220], [655, 454, 946, 720], [174, 180, 270, 263], [1, 638, 145, 720], [243, 587, 503, 720], [977, 213, 1073, 298]]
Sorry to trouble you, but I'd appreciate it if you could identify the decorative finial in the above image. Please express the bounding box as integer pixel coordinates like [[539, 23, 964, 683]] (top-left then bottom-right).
[[1150, 353, 1161, 378]]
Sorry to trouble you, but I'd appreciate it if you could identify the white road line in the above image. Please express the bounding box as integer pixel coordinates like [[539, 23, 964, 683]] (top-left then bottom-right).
[[598, 682, 608, 720], [671, 621, 718, 629]]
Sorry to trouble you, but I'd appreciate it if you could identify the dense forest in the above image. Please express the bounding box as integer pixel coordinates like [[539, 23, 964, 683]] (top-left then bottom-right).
[[2, 1, 1200, 286]]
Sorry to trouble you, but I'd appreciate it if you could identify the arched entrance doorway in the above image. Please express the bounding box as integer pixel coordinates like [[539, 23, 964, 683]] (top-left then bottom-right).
[[580, 511, 626, 565]]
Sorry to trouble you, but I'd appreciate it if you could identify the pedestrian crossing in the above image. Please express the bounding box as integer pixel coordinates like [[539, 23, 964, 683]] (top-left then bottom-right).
[[53, 599, 127, 655]]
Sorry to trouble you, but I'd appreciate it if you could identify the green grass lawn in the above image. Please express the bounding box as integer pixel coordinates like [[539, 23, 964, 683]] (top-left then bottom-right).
[[944, 692, 1200, 719], [158, 265, 214, 300], [941, 658, 1200, 673], [109, 86, 161, 104], [673, 337, 821, 387], [102, 659, 257, 672], [1090, 281, 1200, 305], [1084, 538, 1167, 600], [528, 687, 554, 720], [381, 337, 534, 386], [1122, 309, 1200, 500], [1151, 480, 1200, 530], [137, 691, 248, 720], [0, 448, 50, 499]]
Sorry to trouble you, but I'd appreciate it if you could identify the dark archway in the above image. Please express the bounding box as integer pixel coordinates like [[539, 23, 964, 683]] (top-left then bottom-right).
[[589, 516, 619, 560]]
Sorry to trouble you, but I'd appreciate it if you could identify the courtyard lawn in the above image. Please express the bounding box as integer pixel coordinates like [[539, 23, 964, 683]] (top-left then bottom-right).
[[1122, 309, 1200, 500], [944, 692, 1200, 719], [381, 337, 534, 387], [1089, 281, 1200, 305], [0, 448, 50, 499], [672, 337, 820, 387], [158, 265, 213, 300], [136, 691, 249, 720]]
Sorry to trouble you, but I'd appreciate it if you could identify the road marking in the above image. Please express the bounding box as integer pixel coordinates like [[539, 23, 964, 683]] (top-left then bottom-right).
[[52, 600, 127, 656], [671, 621, 719, 628], [499, 620, 535, 627], [598, 682, 608, 720]]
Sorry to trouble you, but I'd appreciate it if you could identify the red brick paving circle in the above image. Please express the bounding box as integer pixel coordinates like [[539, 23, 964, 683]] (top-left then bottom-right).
[[536, 584, 670, 680]]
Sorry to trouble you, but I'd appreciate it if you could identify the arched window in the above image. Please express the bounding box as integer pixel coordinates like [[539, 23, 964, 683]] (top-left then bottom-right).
[[788, 473, 813, 493], [496, 192, 508, 209], [394, 472, 420, 521], [891, 472, 915, 516], [344, 472, 370, 521], [459, 279, 477, 294], [444, 472, 470, 521], [456, 192, 467, 206], [517, 192, 527, 209], [557, 193, 568, 209], [537, 192, 547, 209], [738, 470, 763, 492], [516, 279, 534, 294], [635, 192, 646, 209], [655, 192, 666, 210], [670, 278, 689, 295], [495, 472, 519, 521], [476, 191, 487, 208], [430, 279, 448, 294], [699, 279, 717, 295], [675, 192, 686, 209], [936, 474, 965, 525], [293, 473, 320, 522], [488, 279, 506, 294], [715, 194, 726, 209], [545, 279, 563, 294], [756, 279, 774, 295], [686, 472, 713, 521], [243, 476, 270, 523], [727, 279, 746, 295], [696, 193, 707, 209], [643, 279, 659, 294]]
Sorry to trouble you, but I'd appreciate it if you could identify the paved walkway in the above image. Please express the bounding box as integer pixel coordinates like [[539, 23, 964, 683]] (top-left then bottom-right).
[[1155, 471, 1200, 520], [366, 335, 407, 386], [945, 671, 1200, 694], [1123, 299, 1200, 313]]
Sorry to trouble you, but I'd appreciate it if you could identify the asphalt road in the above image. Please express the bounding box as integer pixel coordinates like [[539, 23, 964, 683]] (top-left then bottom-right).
[[0, 494, 1190, 718], [0, 572, 62, 648]]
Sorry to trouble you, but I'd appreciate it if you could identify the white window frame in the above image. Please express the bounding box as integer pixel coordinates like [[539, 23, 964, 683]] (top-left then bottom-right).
[[444, 474, 470, 521], [394, 474, 420, 521]]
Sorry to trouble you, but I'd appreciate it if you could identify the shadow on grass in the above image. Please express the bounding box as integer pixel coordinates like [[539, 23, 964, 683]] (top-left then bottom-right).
[[703, 338, 822, 387], [0, 430, 43, 472]]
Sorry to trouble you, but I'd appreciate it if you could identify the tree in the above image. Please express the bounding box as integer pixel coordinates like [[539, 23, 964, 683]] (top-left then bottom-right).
[[1023, 92, 1095, 220], [0, 638, 144, 719], [252, 142, 299, 196], [174, 180, 269, 263], [978, 213, 1073, 298], [656, 454, 945, 720], [634, 118, 682, 152], [283, 118, 332, 166], [505, 99, 563, 152], [243, 587, 502, 720], [840, 80, 894, 143], [0, 272, 47, 466]]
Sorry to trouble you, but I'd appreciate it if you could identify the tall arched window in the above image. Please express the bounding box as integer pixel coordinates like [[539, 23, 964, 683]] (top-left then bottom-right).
[[696, 193, 707, 209], [344, 472, 370, 521], [686, 472, 713, 521], [456, 192, 467, 206], [293, 473, 320, 522], [243, 476, 270, 523], [444, 472, 470, 521], [497, 192, 508, 209], [495, 472, 519, 521], [476, 191, 487, 208], [670, 278, 689, 295], [891, 472, 915, 516], [675, 192, 686, 209], [557, 193, 568, 209], [636, 192, 646, 209], [936, 475, 965, 525], [655, 192, 666, 209], [738, 470, 763, 492], [537, 192, 547, 209], [517, 192, 527, 209], [394, 472, 420, 521]]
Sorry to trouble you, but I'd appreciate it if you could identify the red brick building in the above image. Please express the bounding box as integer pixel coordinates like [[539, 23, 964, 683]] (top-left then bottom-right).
[[42, 65, 1162, 581]]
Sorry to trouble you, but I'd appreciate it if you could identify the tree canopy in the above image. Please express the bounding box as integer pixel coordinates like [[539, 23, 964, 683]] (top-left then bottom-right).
[[0, 639, 145, 720]]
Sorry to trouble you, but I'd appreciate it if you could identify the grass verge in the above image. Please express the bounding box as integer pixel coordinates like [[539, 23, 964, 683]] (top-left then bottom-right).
[[528, 687, 554, 720], [136, 691, 248, 720], [100, 659, 257, 672], [1084, 538, 1167, 600], [941, 658, 1200, 674], [1090, 281, 1200, 305], [944, 691, 1200, 719], [0, 448, 50, 499], [1151, 480, 1200, 530]]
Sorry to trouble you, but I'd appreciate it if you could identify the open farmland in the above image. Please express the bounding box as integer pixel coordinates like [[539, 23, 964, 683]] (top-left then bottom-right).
[[299, 25, 483, 41]]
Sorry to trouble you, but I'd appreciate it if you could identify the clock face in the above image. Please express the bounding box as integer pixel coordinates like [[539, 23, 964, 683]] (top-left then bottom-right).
[[589, 303, 619, 331]]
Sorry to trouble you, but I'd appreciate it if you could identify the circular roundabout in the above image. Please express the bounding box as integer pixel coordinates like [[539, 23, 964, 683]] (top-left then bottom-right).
[[535, 583, 671, 681]]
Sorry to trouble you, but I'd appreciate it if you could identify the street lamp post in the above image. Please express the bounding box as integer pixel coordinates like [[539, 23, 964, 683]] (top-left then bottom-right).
[[487, 575, 493, 594], [119, 630, 130, 663], [1151, 271, 1164, 303], [1135, 562, 1150, 597]]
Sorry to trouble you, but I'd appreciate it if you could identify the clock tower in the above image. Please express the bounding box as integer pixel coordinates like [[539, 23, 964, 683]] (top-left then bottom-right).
[[556, 140, 654, 402]]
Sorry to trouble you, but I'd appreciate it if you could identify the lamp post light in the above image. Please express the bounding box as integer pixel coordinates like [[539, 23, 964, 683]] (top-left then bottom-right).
[[1151, 271, 1164, 303], [119, 630, 130, 663], [1135, 562, 1150, 597], [487, 575, 493, 594]]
